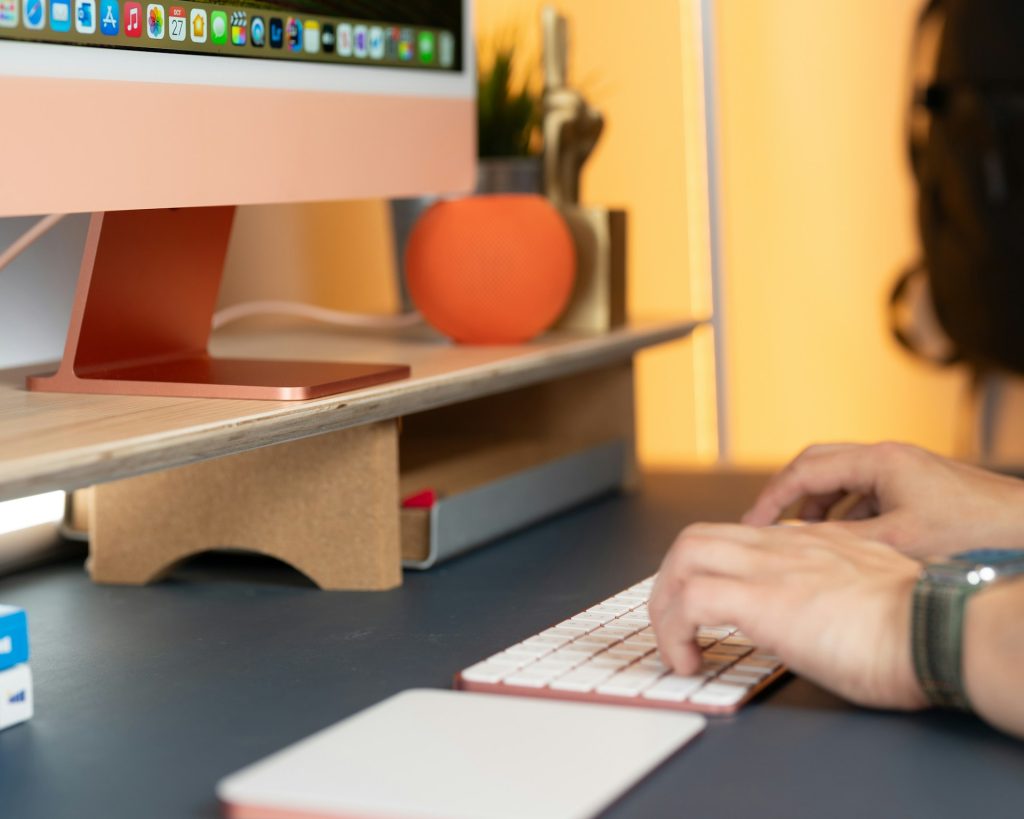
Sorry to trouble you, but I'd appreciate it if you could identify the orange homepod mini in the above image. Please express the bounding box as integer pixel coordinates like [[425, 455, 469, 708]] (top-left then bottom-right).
[[405, 194, 576, 344]]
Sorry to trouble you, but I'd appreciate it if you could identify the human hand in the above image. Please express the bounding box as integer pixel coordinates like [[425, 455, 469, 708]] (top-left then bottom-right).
[[649, 522, 928, 710], [742, 442, 1024, 557]]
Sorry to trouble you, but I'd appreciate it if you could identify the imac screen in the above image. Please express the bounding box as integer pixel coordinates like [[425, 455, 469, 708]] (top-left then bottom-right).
[[0, 0, 463, 71]]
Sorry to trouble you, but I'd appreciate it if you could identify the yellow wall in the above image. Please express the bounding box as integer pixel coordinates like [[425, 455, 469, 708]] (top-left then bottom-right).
[[477, 0, 715, 467], [482, 0, 968, 466], [714, 0, 963, 465], [221, 201, 397, 314]]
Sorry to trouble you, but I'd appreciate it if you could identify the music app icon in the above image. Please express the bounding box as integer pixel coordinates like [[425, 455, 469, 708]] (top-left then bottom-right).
[[124, 0, 141, 36]]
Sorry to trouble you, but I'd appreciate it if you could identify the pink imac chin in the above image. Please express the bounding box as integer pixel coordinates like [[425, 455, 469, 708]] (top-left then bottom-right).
[[26, 208, 411, 401], [2, 68, 474, 400], [0, 76, 475, 217]]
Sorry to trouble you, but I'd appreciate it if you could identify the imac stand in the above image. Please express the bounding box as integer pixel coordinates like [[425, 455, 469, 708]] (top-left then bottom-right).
[[27, 207, 410, 400]]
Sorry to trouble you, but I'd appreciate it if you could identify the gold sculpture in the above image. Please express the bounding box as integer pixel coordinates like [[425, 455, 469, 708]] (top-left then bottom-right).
[[542, 6, 626, 332], [541, 7, 604, 208]]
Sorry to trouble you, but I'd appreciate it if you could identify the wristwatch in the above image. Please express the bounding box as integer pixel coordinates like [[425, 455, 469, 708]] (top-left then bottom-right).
[[912, 549, 1024, 710]]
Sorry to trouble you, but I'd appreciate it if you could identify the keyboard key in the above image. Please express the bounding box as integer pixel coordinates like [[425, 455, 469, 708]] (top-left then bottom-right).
[[507, 642, 554, 658], [689, 682, 749, 707], [591, 624, 631, 638], [718, 671, 765, 686], [552, 644, 600, 660], [733, 657, 780, 674], [571, 612, 615, 625], [531, 655, 582, 672], [485, 652, 529, 668], [583, 655, 632, 670], [524, 634, 571, 649], [461, 662, 509, 684], [576, 632, 621, 646], [605, 646, 648, 660], [643, 674, 706, 703], [708, 643, 751, 657], [702, 652, 740, 667], [609, 638, 649, 652], [503, 669, 560, 688], [554, 621, 592, 635], [601, 623, 640, 636], [543, 627, 584, 640], [596, 669, 665, 697], [590, 602, 632, 613], [619, 608, 649, 618], [700, 655, 733, 675], [637, 655, 668, 673], [550, 667, 616, 693]]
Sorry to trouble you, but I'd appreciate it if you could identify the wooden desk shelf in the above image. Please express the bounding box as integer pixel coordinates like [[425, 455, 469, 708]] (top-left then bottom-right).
[[1, 318, 699, 589]]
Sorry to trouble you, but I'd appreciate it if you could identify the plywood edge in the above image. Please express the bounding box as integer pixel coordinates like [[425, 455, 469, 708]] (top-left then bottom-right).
[[0, 318, 701, 500]]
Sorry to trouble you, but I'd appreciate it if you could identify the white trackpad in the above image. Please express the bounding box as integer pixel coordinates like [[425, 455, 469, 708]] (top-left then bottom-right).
[[218, 688, 705, 819]]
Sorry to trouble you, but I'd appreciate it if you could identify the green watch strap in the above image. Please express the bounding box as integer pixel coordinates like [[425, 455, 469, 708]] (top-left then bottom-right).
[[911, 578, 973, 710]]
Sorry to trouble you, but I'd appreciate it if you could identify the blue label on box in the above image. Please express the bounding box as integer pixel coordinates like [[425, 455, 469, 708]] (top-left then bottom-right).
[[0, 606, 29, 671]]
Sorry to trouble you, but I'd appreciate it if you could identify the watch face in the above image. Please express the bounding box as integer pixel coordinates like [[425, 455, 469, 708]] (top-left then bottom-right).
[[925, 551, 1024, 587]]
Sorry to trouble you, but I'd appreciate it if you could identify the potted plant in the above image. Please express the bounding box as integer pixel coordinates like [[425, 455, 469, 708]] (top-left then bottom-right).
[[476, 44, 542, 194]]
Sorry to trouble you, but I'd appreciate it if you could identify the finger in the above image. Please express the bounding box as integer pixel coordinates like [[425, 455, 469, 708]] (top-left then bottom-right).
[[649, 532, 754, 665], [650, 532, 736, 629], [661, 532, 768, 583], [795, 490, 848, 521], [652, 523, 762, 610], [833, 493, 877, 521], [742, 443, 880, 526], [652, 576, 755, 675], [828, 515, 917, 552]]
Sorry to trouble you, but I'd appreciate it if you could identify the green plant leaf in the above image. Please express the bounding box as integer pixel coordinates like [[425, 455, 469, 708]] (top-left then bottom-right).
[[477, 44, 540, 158]]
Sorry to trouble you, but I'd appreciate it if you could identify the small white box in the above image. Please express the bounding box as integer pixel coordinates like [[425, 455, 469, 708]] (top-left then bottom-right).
[[0, 664, 33, 731]]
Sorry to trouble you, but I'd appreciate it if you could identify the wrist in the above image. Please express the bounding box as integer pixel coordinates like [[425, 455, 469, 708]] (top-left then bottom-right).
[[962, 577, 1024, 731]]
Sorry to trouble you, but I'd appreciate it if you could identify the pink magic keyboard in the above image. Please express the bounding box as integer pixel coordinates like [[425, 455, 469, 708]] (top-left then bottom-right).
[[455, 576, 788, 714]]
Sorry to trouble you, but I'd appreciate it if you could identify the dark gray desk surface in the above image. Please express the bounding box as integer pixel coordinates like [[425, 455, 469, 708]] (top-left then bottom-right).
[[1, 472, 1022, 819]]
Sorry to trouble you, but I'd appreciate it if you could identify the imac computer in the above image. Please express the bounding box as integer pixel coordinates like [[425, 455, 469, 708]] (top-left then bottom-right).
[[0, 0, 474, 399]]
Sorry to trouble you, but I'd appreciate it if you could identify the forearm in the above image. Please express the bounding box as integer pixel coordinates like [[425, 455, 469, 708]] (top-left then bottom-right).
[[963, 578, 1024, 738]]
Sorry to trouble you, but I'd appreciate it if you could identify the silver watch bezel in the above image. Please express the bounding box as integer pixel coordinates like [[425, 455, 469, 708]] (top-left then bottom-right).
[[921, 556, 1024, 588]]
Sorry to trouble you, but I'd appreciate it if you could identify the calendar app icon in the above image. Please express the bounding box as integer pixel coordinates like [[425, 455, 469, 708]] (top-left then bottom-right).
[[168, 5, 185, 40]]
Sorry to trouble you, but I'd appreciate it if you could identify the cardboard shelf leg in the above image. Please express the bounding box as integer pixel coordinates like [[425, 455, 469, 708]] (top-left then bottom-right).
[[88, 422, 402, 591]]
